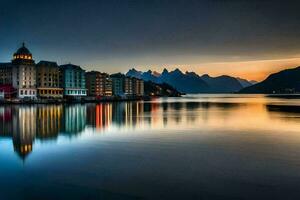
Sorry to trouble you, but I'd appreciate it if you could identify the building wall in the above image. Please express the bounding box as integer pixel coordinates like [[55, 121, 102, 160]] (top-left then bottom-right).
[[111, 75, 144, 97], [0, 63, 12, 85], [37, 61, 63, 98], [124, 77, 133, 96], [133, 78, 144, 96], [105, 77, 112, 96], [0, 63, 15, 99], [60, 64, 87, 97], [12, 64, 37, 99], [111, 77, 124, 96], [86, 71, 112, 97]]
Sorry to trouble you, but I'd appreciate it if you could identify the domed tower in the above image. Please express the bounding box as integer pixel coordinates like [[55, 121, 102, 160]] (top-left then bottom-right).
[[12, 43, 37, 99], [12, 42, 35, 65]]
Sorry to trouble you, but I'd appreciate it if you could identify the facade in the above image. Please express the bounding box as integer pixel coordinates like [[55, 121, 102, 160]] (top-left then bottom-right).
[[12, 43, 37, 99], [0, 63, 15, 99], [105, 76, 112, 96], [36, 61, 63, 98], [124, 76, 133, 96], [111, 73, 144, 97], [110, 73, 125, 96], [60, 64, 87, 98], [0, 63, 13, 85], [132, 77, 144, 96], [85, 71, 112, 97]]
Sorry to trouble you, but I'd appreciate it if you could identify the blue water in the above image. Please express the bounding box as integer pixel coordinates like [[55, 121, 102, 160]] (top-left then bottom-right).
[[1, 94, 300, 199]]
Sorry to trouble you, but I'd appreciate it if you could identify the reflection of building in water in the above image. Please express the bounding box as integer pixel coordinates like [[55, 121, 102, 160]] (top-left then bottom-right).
[[112, 102, 126, 126], [87, 104, 112, 130], [150, 102, 160, 127], [61, 104, 86, 135], [0, 104, 89, 160], [36, 105, 63, 139], [125, 102, 144, 128], [111, 102, 144, 128], [12, 106, 37, 159], [0, 106, 13, 136]]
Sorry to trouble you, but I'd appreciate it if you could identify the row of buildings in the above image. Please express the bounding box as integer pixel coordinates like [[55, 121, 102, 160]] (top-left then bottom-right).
[[0, 43, 144, 100]]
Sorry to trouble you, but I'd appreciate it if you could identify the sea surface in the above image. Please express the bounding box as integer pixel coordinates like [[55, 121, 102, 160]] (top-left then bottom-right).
[[1, 94, 300, 199]]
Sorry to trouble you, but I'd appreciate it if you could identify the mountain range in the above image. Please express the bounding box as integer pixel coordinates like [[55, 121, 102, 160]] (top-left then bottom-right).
[[239, 66, 300, 94], [126, 68, 257, 93]]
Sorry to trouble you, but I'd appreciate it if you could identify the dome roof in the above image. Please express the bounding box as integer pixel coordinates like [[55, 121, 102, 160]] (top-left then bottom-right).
[[16, 44, 31, 55], [15, 42, 31, 55], [13, 42, 33, 61]]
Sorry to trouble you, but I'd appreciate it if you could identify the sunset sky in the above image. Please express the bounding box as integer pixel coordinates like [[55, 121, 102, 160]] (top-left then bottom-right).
[[1, 0, 300, 81]]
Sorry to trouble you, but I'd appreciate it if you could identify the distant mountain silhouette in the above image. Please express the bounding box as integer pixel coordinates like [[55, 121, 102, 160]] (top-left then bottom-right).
[[160, 68, 209, 93], [239, 66, 300, 94], [201, 74, 243, 93], [126, 68, 254, 93], [236, 77, 257, 87]]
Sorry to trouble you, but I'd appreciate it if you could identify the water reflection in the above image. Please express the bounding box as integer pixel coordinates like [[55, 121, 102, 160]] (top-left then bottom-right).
[[61, 105, 86, 136], [1, 96, 300, 160]]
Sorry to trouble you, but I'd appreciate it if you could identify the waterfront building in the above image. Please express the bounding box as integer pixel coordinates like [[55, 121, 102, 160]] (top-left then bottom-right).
[[59, 64, 87, 98], [105, 76, 113, 96], [36, 61, 63, 98], [0, 63, 14, 99], [110, 73, 125, 96], [0, 63, 13, 85], [124, 76, 133, 96], [0, 63, 15, 98], [110, 73, 134, 96], [132, 77, 144, 96], [85, 71, 112, 97], [12, 43, 37, 99]]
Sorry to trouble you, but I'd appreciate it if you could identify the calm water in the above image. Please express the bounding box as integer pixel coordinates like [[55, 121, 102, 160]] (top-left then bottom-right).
[[1, 94, 300, 199]]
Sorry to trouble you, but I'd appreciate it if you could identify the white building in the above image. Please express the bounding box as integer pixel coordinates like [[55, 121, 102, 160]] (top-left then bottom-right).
[[12, 43, 37, 99]]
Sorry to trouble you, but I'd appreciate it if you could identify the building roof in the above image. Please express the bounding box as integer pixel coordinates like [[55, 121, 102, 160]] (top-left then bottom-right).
[[14, 42, 32, 55], [110, 73, 125, 78], [0, 62, 12, 67], [37, 60, 58, 67], [59, 64, 84, 71]]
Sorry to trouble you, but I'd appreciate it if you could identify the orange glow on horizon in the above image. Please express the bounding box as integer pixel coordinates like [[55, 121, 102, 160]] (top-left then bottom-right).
[[120, 57, 300, 82]]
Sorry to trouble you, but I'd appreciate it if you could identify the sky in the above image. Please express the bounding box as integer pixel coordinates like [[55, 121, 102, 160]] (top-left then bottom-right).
[[1, 0, 300, 81]]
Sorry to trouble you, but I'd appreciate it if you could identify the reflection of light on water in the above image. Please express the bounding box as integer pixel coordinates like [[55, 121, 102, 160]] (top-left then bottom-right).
[[0, 95, 300, 160]]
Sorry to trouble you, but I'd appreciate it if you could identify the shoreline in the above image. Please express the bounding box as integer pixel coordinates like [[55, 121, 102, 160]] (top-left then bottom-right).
[[0, 95, 182, 104]]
